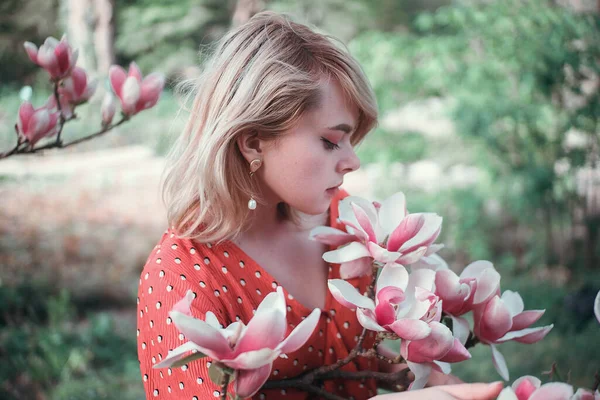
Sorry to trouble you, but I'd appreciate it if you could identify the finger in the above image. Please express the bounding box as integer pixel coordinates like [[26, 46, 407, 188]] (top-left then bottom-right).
[[438, 382, 504, 400]]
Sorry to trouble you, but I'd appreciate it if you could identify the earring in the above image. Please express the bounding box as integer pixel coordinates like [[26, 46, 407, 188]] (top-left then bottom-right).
[[248, 159, 262, 210]]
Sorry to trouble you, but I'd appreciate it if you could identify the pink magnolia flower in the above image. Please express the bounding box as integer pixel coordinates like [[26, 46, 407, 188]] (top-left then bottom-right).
[[109, 62, 165, 116], [46, 93, 74, 120], [473, 290, 553, 380], [572, 388, 600, 400], [310, 192, 443, 279], [434, 260, 501, 344], [16, 101, 60, 146], [497, 376, 576, 400], [328, 265, 442, 341], [101, 94, 117, 127], [154, 287, 320, 398], [24, 36, 78, 80], [401, 321, 471, 390], [594, 289, 600, 324], [59, 67, 97, 106]]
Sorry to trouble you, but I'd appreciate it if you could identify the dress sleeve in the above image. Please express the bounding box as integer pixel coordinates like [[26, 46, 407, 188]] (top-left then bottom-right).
[[137, 235, 233, 399]]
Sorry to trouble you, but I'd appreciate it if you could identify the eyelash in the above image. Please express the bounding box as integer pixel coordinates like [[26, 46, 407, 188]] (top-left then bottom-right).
[[321, 137, 340, 151]]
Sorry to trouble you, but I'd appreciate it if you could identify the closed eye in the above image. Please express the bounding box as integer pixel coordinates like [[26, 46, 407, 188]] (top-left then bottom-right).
[[321, 137, 340, 151]]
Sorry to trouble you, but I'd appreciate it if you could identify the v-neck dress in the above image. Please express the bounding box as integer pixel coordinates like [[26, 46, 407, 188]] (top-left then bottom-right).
[[137, 190, 379, 399]]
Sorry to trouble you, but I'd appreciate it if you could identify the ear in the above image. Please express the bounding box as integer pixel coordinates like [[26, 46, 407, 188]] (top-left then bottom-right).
[[236, 130, 265, 163]]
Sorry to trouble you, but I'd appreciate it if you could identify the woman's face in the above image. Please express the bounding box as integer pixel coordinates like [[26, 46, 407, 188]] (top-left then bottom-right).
[[258, 78, 362, 215]]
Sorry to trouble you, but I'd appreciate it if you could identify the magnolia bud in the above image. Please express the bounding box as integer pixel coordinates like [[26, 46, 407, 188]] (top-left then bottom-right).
[[101, 93, 117, 126]]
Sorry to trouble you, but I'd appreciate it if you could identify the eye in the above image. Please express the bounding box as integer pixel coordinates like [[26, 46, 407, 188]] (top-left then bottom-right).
[[321, 137, 340, 151]]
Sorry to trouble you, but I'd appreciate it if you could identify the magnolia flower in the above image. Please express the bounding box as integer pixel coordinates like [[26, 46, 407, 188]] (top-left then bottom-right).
[[328, 265, 442, 341], [154, 287, 320, 398], [101, 93, 117, 127], [109, 62, 165, 116], [24, 35, 78, 80], [410, 253, 449, 272], [16, 101, 60, 145], [497, 375, 577, 400], [572, 388, 600, 400], [434, 260, 501, 344], [401, 321, 471, 390], [473, 290, 553, 380], [310, 192, 443, 279], [594, 289, 600, 324], [59, 67, 97, 105]]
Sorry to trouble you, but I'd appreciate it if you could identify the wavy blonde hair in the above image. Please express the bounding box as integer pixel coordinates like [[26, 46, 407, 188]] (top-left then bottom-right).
[[162, 11, 378, 243]]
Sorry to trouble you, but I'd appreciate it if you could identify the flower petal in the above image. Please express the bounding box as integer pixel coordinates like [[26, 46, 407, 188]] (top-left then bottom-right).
[[472, 266, 501, 305], [225, 347, 279, 370], [411, 253, 449, 272], [351, 202, 377, 242], [476, 296, 513, 343], [357, 308, 386, 331], [512, 375, 541, 400], [406, 361, 432, 390], [235, 287, 287, 353], [377, 262, 409, 292], [501, 290, 524, 317], [511, 310, 545, 332], [277, 308, 321, 354], [497, 325, 553, 344], [491, 344, 509, 381], [339, 257, 373, 279], [378, 192, 408, 236], [309, 226, 357, 247], [397, 213, 442, 254], [438, 339, 471, 363], [153, 341, 201, 369], [328, 279, 375, 310], [367, 241, 402, 263], [450, 315, 471, 345], [387, 318, 432, 340], [169, 311, 233, 360], [323, 242, 370, 263], [528, 382, 574, 400], [109, 65, 127, 98], [497, 387, 519, 400], [594, 290, 600, 324], [172, 290, 194, 317], [235, 364, 273, 399]]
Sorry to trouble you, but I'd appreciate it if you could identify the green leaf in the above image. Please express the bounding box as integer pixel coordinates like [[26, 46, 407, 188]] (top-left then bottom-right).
[[171, 351, 207, 368], [208, 362, 225, 385]]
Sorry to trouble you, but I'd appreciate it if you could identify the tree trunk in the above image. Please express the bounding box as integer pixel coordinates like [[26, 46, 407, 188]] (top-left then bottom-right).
[[231, 0, 264, 27], [93, 0, 115, 76], [66, 0, 96, 74]]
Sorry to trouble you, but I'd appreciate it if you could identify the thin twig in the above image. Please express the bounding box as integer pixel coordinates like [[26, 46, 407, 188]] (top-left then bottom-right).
[[220, 372, 231, 400], [53, 80, 66, 145], [0, 116, 129, 159]]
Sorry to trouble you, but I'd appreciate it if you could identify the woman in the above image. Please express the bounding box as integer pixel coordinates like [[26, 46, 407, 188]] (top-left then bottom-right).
[[136, 11, 502, 400]]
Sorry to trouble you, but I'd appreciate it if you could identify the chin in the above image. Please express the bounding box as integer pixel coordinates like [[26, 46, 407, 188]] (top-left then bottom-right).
[[294, 198, 331, 216]]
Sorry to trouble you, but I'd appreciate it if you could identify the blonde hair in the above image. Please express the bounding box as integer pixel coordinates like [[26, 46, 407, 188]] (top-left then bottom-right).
[[162, 11, 378, 243]]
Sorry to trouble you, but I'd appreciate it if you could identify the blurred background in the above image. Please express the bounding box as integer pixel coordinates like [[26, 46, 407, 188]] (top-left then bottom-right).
[[1, 0, 600, 399]]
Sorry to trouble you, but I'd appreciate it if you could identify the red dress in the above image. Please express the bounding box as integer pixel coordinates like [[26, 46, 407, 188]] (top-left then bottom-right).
[[137, 190, 379, 399]]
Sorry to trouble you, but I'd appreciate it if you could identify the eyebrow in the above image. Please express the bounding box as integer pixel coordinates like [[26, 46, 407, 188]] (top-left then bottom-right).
[[327, 123, 354, 134]]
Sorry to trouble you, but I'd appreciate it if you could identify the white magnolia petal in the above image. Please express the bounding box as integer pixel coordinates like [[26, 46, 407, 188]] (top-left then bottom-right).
[[501, 290, 524, 317], [410, 253, 449, 271], [356, 308, 386, 331], [170, 311, 233, 359], [406, 269, 436, 298], [450, 315, 471, 346], [224, 347, 279, 370], [323, 242, 370, 263], [491, 344, 509, 381], [398, 213, 442, 253], [406, 361, 432, 391], [153, 341, 201, 369], [433, 360, 451, 374], [497, 387, 519, 400], [328, 279, 375, 310], [529, 383, 574, 400], [309, 226, 356, 246], [377, 263, 409, 293], [235, 364, 273, 399], [204, 311, 221, 329], [460, 260, 495, 279], [594, 290, 600, 324], [496, 325, 553, 344], [379, 192, 408, 236], [277, 308, 321, 354]]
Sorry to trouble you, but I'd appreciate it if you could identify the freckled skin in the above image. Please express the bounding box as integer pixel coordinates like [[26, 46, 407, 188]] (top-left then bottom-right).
[[257, 78, 361, 215]]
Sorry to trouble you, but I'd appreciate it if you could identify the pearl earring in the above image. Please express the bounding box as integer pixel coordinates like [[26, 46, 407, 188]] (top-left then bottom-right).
[[248, 159, 262, 210]]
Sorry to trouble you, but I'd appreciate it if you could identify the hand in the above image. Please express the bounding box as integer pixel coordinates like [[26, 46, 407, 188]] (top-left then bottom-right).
[[370, 381, 504, 400]]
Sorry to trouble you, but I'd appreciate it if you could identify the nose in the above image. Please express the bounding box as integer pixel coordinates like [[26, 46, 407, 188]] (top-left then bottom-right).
[[338, 147, 361, 174]]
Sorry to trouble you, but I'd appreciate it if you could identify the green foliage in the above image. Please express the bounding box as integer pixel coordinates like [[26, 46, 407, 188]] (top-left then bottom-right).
[[0, 282, 142, 400]]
